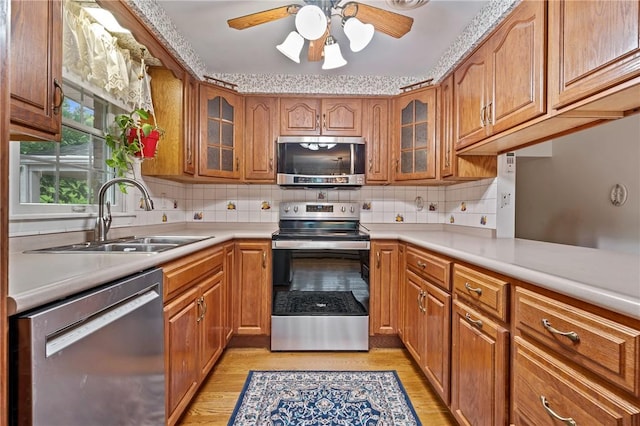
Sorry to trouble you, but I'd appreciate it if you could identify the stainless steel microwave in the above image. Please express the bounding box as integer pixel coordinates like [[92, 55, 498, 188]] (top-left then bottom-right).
[[276, 136, 366, 187]]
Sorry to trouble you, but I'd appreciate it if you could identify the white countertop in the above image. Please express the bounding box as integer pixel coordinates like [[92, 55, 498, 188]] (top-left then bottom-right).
[[9, 223, 640, 320]]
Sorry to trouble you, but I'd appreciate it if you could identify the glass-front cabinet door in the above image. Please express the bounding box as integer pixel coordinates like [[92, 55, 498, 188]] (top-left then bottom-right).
[[393, 87, 437, 182], [199, 83, 242, 178]]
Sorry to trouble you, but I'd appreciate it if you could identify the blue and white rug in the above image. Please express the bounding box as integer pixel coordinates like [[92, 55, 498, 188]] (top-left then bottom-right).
[[228, 370, 422, 426]]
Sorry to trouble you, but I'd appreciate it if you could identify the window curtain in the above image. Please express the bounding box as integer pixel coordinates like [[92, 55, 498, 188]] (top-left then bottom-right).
[[62, 0, 154, 112]]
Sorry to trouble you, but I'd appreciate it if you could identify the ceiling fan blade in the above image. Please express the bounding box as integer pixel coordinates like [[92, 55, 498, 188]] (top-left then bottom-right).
[[308, 29, 329, 62], [227, 5, 299, 30], [342, 2, 413, 38]]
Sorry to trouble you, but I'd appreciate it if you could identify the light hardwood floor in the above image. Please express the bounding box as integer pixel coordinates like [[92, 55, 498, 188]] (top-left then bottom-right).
[[178, 347, 456, 425]]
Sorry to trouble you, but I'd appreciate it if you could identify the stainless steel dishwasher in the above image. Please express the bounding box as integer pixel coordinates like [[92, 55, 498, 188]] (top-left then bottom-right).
[[10, 268, 165, 426]]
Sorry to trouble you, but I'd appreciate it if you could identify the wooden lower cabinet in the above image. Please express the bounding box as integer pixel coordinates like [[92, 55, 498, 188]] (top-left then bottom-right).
[[162, 246, 226, 425], [450, 299, 509, 426], [512, 337, 640, 425], [401, 268, 452, 404], [164, 286, 199, 425], [369, 241, 399, 334], [234, 240, 271, 335], [422, 283, 452, 404], [223, 242, 235, 343]]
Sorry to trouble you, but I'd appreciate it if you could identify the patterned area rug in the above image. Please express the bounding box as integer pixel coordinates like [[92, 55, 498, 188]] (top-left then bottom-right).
[[228, 370, 422, 425]]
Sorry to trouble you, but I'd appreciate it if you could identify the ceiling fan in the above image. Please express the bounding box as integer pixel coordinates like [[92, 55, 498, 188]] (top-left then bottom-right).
[[227, 1, 414, 67]]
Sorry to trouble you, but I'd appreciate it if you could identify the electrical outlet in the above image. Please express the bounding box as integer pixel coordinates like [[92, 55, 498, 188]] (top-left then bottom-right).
[[501, 192, 511, 208]]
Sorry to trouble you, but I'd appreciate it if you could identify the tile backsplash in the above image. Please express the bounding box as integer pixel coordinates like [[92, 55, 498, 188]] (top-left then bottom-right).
[[9, 177, 497, 236], [140, 177, 497, 227]]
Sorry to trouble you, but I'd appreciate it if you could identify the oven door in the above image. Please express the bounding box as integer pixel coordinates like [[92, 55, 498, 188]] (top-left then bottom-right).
[[271, 239, 370, 351]]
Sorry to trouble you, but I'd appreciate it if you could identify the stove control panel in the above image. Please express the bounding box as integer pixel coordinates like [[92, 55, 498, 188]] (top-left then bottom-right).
[[279, 202, 360, 220]]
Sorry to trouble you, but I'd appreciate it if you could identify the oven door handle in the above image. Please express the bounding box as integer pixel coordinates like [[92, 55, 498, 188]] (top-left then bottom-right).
[[272, 240, 370, 250]]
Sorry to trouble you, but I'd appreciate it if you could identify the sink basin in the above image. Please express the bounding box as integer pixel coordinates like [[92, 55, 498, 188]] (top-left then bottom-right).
[[26, 235, 213, 254], [74, 243, 179, 253], [126, 236, 208, 245]]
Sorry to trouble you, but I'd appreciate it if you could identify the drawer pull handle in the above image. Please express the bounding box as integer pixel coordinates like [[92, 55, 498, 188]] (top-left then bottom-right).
[[417, 260, 427, 269], [541, 319, 580, 342], [464, 282, 483, 296], [465, 313, 483, 328], [417, 290, 424, 312], [540, 396, 577, 426]]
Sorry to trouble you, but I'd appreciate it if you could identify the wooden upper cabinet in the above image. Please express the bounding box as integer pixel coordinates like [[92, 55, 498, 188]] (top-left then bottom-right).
[[10, 0, 63, 141], [183, 74, 198, 175], [363, 98, 390, 183], [280, 97, 362, 136], [455, 0, 546, 149], [440, 74, 497, 180], [439, 74, 455, 178], [392, 87, 437, 181], [199, 83, 243, 179], [142, 68, 198, 179], [549, 0, 640, 110], [244, 96, 278, 182], [455, 43, 491, 148]]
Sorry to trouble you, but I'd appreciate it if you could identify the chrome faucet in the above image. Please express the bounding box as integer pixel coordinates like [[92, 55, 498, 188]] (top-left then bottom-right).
[[95, 177, 154, 242]]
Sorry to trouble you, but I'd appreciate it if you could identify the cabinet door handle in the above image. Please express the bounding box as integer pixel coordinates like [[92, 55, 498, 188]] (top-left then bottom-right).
[[486, 102, 493, 124], [196, 297, 203, 322], [540, 396, 577, 426], [480, 105, 486, 126], [417, 290, 425, 313], [236, 157, 240, 171], [262, 250, 267, 269], [395, 159, 399, 173], [322, 113, 326, 130], [52, 78, 65, 115], [465, 312, 483, 328], [186, 141, 192, 165], [269, 158, 273, 171], [201, 298, 207, 318], [464, 282, 483, 296], [316, 114, 320, 129], [376, 251, 381, 268], [541, 319, 580, 342], [369, 158, 373, 172]]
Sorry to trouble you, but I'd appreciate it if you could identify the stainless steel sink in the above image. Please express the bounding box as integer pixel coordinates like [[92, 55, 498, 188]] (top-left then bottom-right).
[[26, 235, 213, 254]]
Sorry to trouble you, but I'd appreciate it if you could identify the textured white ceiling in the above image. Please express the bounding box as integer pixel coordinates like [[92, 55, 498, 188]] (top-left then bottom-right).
[[155, 0, 491, 78]]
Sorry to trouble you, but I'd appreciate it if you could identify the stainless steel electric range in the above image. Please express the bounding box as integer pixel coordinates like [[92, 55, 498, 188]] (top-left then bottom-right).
[[271, 201, 370, 351]]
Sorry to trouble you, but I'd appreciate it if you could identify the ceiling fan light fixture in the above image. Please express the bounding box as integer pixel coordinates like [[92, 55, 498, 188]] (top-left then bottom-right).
[[276, 31, 305, 63], [342, 17, 374, 52], [322, 36, 347, 70], [295, 5, 328, 40]]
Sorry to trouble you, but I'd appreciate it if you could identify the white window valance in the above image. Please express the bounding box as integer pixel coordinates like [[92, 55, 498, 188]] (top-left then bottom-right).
[[62, 0, 154, 112]]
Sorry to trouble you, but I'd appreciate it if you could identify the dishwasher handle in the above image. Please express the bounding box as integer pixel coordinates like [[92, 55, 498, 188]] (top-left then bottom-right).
[[45, 289, 160, 357]]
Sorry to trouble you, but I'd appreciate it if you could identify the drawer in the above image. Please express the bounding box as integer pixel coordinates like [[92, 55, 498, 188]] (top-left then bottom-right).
[[406, 246, 452, 291], [163, 246, 224, 301], [512, 337, 640, 426], [453, 264, 509, 321], [515, 287, 640, 397]]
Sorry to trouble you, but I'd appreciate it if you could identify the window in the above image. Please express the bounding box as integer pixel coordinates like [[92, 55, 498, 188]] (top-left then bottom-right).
[[11, 79, 128, 216]]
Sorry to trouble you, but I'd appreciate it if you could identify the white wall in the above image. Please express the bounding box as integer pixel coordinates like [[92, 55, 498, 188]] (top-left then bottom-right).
[[515, 114, 640, 254]]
